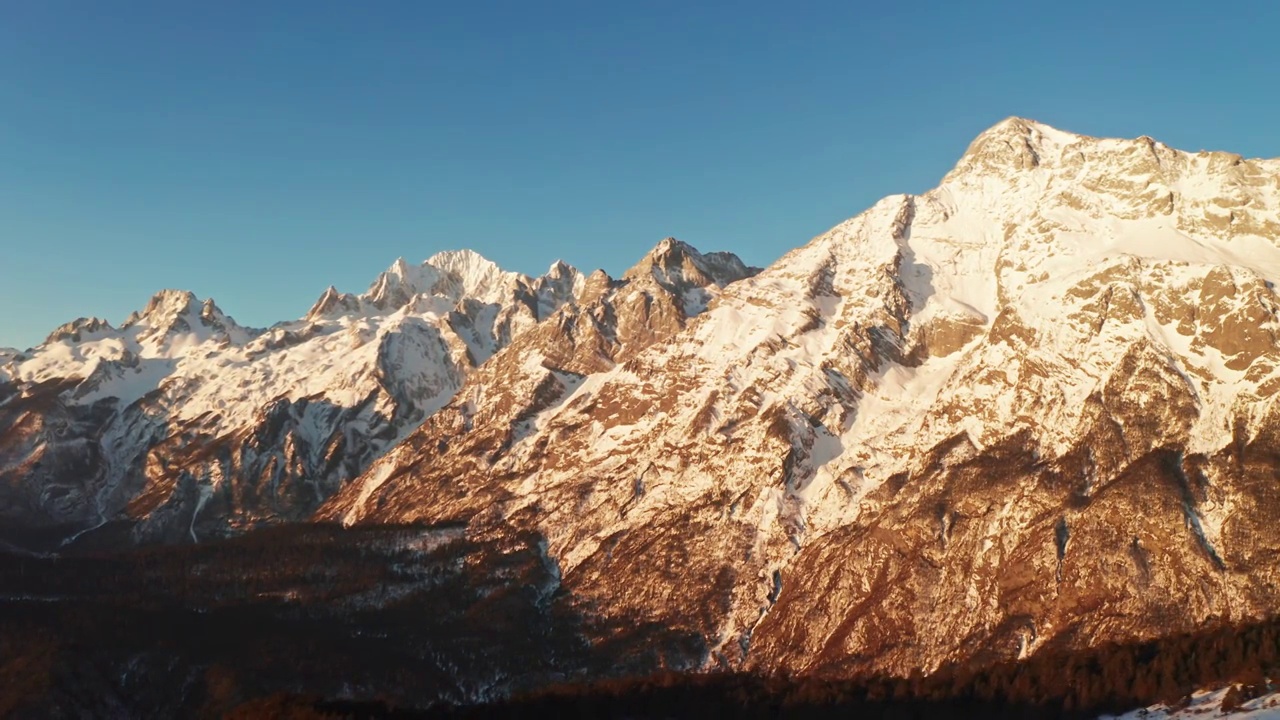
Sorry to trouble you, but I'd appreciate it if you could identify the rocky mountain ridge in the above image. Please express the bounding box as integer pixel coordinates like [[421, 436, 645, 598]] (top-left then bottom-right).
[[0, 249, 640, 542], [3, 117, 1280, 697], [0, 239, 760, 545], [322, 118, 1280, 678]]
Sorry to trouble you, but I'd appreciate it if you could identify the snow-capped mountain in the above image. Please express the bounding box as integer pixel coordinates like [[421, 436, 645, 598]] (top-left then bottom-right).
[[0, 250, 592, 542], [319, 118, 1280, 677], [5, 116, 1280, 706], [327, 237, 760, 527]]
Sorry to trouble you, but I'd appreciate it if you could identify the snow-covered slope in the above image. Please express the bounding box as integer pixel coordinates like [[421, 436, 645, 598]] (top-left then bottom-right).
[[325, 237, 761, 526], [324, 118, 1280, 677], [0, 250, 584, 541], [1104, 687, 1280, 719]]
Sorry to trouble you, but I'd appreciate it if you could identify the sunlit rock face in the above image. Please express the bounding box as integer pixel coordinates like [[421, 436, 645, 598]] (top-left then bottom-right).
[[0, 250, 588, 543], [7, 117, 1280, 687], [323, 119, 1280, 676]]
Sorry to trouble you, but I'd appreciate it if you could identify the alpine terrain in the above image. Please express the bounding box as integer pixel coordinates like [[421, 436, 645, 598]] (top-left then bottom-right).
[[324, 117, 1280, 676], [3, 118, 1280, 716], [0, 250, 589, 544]]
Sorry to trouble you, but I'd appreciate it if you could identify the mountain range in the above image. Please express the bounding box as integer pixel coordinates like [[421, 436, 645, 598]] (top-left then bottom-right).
[[3, 117, 1280, 713]]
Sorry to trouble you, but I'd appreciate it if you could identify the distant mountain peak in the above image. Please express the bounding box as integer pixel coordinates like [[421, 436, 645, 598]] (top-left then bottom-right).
[[625, 237, 757, 294], [44, 317, 115, 345], [112, 289, 250, 347], [625, 237, 697, 278], [652, 236, 691, 253], [423, 249, 519, 301], [134, 288, 198, 316], [305, 285, 360, 320], [546, 258, 575, 276], [425, 248, 493, 267], [946, 117, 1280, 187], [946, 116, 1080, 178], [362, 250, 527, 310], [120, 289, 198, 330]]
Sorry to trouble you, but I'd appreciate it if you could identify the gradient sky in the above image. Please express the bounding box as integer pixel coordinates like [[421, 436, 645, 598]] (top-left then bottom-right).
[[3, 1, 1278, 349]]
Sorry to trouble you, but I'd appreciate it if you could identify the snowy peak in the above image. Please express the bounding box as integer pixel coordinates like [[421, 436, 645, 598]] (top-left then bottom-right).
[[112, 289, 250, 347], [425, 248, 515, 297], [44, 317, 116, 345], [546, 258, 575, 277], [946, 117, 1280, 201], [524, 260, 585, 321], [626, 237, 701, 280], [623, 237, 760, 315], [948, 116, 1079, 175], [305, 285, 361, 320], [847, 119, 1280, 458], [362, 250, 531, 311], [122, 288, 199, 327], [944, 118, 1280, 265], [364, 257, 438, 309]]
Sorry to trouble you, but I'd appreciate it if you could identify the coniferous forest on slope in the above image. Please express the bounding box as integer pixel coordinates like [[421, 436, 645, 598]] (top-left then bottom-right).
[[1, 522, 1278, 719]]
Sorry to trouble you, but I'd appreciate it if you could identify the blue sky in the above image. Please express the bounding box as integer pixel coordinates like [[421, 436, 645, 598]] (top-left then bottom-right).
[[2, 1, 1278, 349]]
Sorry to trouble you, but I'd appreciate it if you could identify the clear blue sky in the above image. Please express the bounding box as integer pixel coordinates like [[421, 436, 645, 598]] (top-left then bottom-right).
[[3, 1, 1278, 349]]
